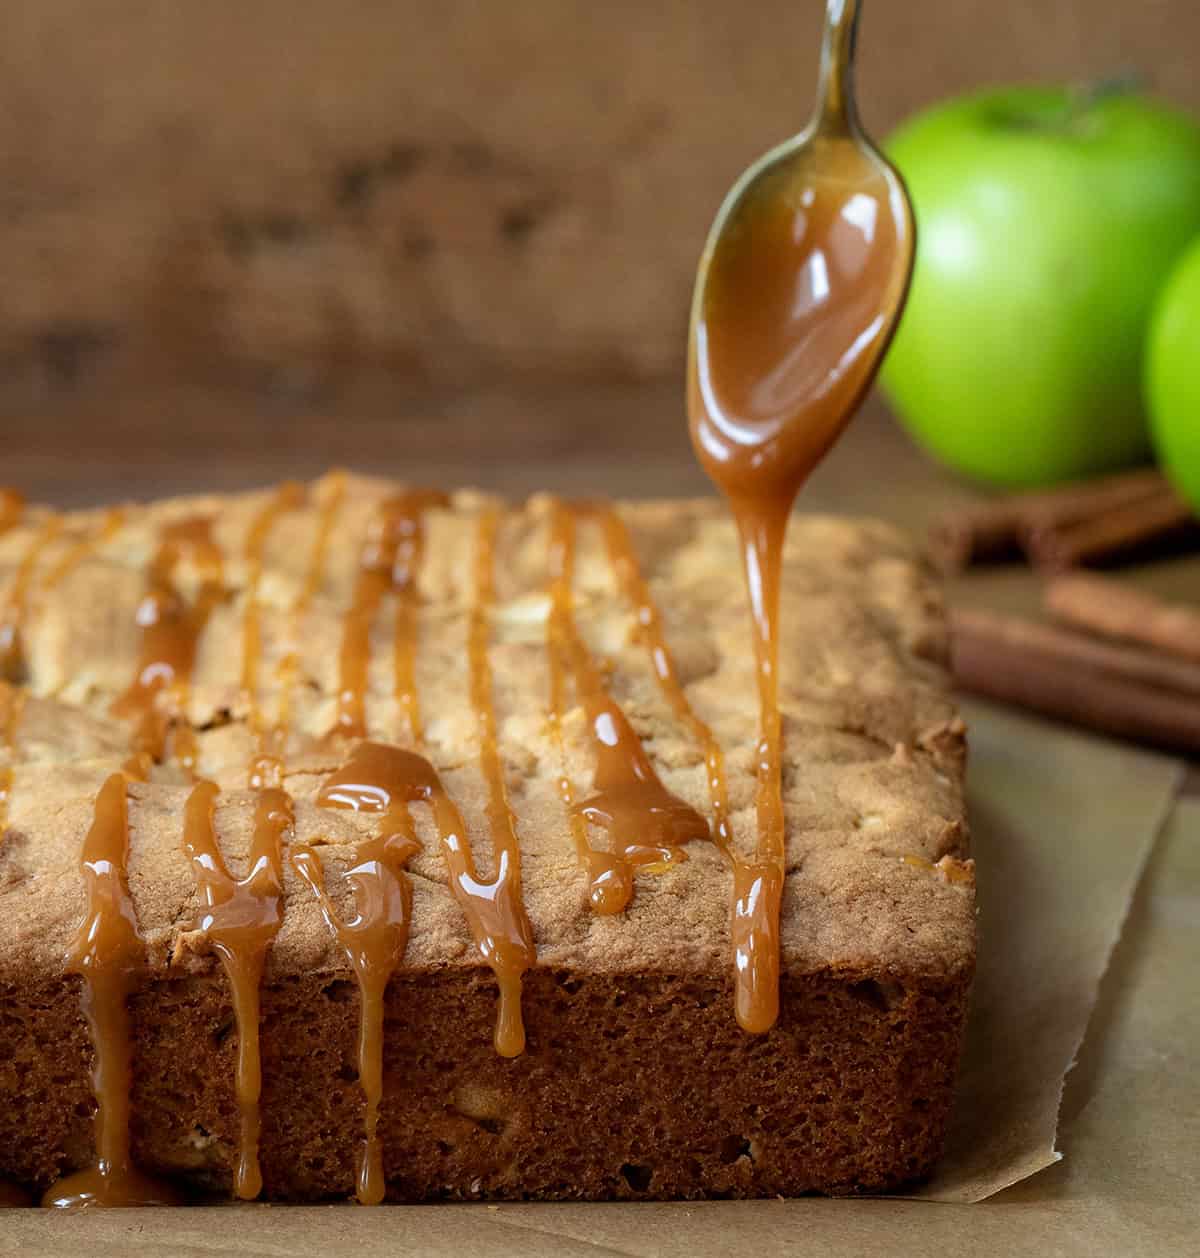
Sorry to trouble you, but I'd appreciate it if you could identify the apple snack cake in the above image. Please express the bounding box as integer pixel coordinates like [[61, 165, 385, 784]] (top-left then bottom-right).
[[0, 473, 974, 1205]]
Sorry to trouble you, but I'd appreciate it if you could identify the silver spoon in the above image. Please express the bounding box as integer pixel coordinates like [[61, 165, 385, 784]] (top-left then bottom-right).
[[684, 0, 917, 1038], [687, 0, 916, 505]]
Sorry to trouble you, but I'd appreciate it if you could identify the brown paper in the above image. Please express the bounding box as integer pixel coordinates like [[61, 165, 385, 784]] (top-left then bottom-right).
[[3, 702, 1185, 1255], [914, 699, 1182, 1201]]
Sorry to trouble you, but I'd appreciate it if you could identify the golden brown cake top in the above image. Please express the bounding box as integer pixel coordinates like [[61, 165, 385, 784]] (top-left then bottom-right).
[[0, 473, 972, 990]]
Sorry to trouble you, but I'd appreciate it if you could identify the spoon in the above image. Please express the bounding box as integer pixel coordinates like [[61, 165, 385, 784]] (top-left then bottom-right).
[[687, 0, 915, 510], [684, 0, 915, 1037]]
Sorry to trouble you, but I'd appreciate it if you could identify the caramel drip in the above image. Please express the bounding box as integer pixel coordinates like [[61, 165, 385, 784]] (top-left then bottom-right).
[[296, 472, 349, 615], [393, 585, 422, 746], [468, 507, 529, 928], [43, 507, 126, 590], [42, 773, 181, 1208], [730, 497, 789, 1020], [240, 483, 306, 743], [181, 780, 290, 1200], [598, 509, 779, 1033], [112, 517, 225, 764], [317, 742, 534, 1058], [293, 505, 535, 1200], [464, 508, 535, 1052], [597, 508, 733, 847], [0, 488, 24, 536], [264, 474, 348, 778], [0, 513, 64, 679], [334, 491, 448, 741], [292, 766, 421, 1205], [545, 503, 710, 916], [0, 683, 24, 841]]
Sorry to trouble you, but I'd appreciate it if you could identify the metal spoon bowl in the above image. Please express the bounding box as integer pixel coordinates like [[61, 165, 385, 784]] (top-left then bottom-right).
[[688, 0, 916, 499]]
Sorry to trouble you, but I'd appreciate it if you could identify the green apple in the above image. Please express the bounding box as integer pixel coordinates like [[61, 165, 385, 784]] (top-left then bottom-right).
[[1146, 232, 1200, 511], [881, 86, 1200, 487]]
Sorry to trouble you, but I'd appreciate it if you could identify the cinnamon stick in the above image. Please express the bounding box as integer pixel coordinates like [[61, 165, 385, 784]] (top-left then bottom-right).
[[927, 467, 1167, 572], [950, 606, 1200, 754], [1023, 486, 1196, 569], [1045, 573, 1200, 666]]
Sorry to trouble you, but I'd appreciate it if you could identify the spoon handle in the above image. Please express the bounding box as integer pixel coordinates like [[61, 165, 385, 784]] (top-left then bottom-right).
[[814, 0, 862, 136]]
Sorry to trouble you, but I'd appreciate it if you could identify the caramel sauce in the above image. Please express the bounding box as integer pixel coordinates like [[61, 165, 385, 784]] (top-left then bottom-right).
[[688, 105, 910, 1033], [0, 682, 25, 842], [598, 508, 734, 849], [0, 514, 64, 680], [42, 772, 182, 1208], [324, 742, 534, 1059], [293, 502, 534, 1200], [297, 473, 348, 613], [112, 517, 225, 763], [599, 508, 780, 1031], [461, 507, 536, 1051], [43, 507, 126, 590], [292, 758, 421, 1205], [467, 507, 530, 937], [267, 473, 348, 772], [240, 483, 306, 741], [546, 503, 710, 915], [334, 491, 448, 740], [181, 780, 289, 1200]]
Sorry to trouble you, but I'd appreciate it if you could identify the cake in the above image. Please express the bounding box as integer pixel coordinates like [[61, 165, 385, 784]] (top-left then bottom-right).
[[0, 472, 974, 1204]]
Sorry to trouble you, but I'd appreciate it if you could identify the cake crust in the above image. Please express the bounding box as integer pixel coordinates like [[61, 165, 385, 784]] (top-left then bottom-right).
[[0, 475, 973, 1201]]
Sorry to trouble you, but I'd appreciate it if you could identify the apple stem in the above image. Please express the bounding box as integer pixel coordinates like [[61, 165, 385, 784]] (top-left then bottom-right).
[[1061, 70, 1145, 128]]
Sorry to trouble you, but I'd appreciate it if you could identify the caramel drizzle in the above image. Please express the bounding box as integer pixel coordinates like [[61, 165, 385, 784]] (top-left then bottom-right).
[[43, 507, 126, 590], [545, 502, 711, 916], [467, 507, 531, 952], [336, 496, 534, 1040], [0, 513, 64, 679], [112, 517, 225, 768], [260, 472, 348, 786], [334, 490, 448, 741], [42, 772, 180, 1208], [305, 742, 534, 1063], [291, 752, 422, 1205], [723, 502, 790, 1034], [598, 507, 781, 1034], [182, 780, 291, 1200], [597, 508, 734, 846], [296, 472, 348, 614], [215, 479, 337, 1198], [241, 483, 305, 724], [459, 508, 535, 1054], [295, 500, 534, 1191], [238, 483, 306, 787], [0, 683, 25, 842]]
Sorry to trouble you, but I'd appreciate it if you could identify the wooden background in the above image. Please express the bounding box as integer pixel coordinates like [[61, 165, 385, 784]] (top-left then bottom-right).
[[2, 0, 1199, 508]]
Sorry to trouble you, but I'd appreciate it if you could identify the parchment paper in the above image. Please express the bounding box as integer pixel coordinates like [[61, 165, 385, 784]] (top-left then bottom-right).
[[916, 699, 1182, 1201], [1, 701, 1185, 1256]]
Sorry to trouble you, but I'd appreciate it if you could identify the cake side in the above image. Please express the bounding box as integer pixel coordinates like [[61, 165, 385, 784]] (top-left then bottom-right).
[[0, 478, 973, 1201]]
